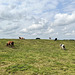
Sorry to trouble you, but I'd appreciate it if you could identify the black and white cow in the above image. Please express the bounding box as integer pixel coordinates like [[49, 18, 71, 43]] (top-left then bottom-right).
[[60, 44, 66, 50]]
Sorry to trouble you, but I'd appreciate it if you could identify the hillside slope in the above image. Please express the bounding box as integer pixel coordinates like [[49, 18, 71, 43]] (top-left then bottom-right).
[[0, 39, 75, 75]]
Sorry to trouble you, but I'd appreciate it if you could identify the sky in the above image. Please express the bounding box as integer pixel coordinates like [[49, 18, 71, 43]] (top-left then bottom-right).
[[0, 0, 75, 39]]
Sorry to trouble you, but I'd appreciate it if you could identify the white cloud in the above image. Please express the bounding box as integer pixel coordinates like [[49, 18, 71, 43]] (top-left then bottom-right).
[[65, 30, 75, 36], [32, 33, 37, 36], [21, 18, 47, 33], [21, 28, 27, 33], [51, 11, 75, 26], [0, 0, 75, 39], [28, 24, 43, 30], [45, 27, 54, 34], [72, 30, 75, 33], [31, 31, 42, 36], [62, 27, 67, 31]]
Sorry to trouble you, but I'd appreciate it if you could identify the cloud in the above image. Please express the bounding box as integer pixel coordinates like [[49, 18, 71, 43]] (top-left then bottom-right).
[[45, 27, 54, 34], [21, 28, 28, 33], [28, 18, 47, 30], [51, 11, 75, 26], [62, 0, 75, 13], [65, 30, 75, 36], [28, 24, 43, 30], [21, 18, 47, 32], [0, 0, 75, 39]]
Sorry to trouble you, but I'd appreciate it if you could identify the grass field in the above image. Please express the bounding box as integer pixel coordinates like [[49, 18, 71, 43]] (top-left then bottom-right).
[[0, 39, 75, 75]]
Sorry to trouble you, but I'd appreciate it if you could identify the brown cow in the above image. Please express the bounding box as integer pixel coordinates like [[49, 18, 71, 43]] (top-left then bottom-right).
[[19, 37, 25, 39], [6, 41, 14, 47]]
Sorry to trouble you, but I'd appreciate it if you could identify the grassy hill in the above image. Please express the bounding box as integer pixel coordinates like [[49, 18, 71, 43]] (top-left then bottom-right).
[[0, 39, 75, 75]]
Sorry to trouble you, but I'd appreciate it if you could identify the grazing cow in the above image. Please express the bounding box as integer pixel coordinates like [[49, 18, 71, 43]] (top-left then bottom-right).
[[54, 38, 57, 41], [6, 41, 14, 47], [36, 38, 40, 39], [49, 37, 51, 40], [60, 44, 66, 50], [19, 37, 25, 39]]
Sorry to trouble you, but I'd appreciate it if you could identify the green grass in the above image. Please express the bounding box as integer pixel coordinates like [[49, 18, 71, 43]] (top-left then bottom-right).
[[0, 39, 75, 75]]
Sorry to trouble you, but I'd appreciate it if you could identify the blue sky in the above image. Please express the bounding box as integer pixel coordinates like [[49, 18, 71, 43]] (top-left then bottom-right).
[[0, 0, 75, 39]]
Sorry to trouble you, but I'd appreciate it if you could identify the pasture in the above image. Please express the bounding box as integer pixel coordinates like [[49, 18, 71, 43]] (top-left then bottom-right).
[[0, 39, 75, 75]]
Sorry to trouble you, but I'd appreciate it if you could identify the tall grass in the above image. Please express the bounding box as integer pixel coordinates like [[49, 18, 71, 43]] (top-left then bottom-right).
[[0, 39, 75, 75]]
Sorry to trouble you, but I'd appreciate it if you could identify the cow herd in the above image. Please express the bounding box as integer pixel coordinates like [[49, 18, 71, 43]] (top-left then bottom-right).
[[6, 37, 66, 50]]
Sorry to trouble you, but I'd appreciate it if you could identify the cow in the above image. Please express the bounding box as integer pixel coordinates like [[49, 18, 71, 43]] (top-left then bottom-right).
[[49, 37, 51, 40], [54, 38, 57, 41], [19, 37, 25, 39], [6, 41, 14, 47], [36, 38, 40, 39], [60, 44, 66, 50]]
